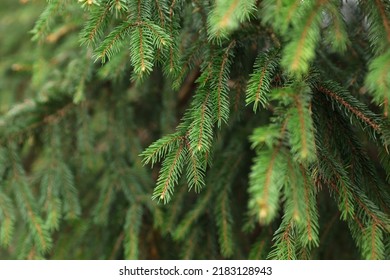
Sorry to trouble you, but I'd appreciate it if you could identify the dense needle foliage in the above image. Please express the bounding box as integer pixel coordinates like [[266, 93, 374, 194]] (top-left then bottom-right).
[[0, 0, 389, 259]]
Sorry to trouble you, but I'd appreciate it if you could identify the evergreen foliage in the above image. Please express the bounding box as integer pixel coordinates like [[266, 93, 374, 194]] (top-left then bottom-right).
[[0, 0, 389, 260]]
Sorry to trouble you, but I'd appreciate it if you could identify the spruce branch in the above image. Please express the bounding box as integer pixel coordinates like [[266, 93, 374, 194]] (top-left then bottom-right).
[[0, 192, 15, 247], [124, 204, 143, 259], [299, 166, 319, 247], [245, 49, 280, 111], [287, 89, 316, 164], [188, 86, 214, 152], [80, 0, 111, 46], [208, 0, 256, 40], [185, 141, 206, 193], [261, 0, 302, 35], [268, 219, 297, 260], [31, 0, 65, 41], [141, 133, 184, 167], [316, 82, 382, 134], [281, 1, 323, 75], [323, 1, 349, 52], [365, 50, 390, 106], [317, 147, 355, 220], [173, 186, 213, 240], [213, 40, 235, 126], [153, 143, 187, 203], [361, 0, 390, 54], [215, 186, 234, 257], [248, 145, 287, 225], [94, 20, 134, 63]]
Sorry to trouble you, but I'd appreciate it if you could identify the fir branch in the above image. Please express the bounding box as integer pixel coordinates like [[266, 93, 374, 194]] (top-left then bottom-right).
[[59, 162, 81, 220], [299, 166, 319, 247], [188, 87, 214, 152], [287, 90, 316, 164], [214, 40, 235, 126], [129, 25, 155, 79], [185, 141, 206, 193], [365, 50, 390, 105], [153, 143, 187, 203], [261, 0, 302, 35], [164, 0, 180, 77], [248, 235, 269, 259], [31, 0, 64, 41], [317, 147, 355, 220], [93, 172, 117, 225], [373, 0, 390, 44], [323, 1, 349, 52], [245, 49, 280, 111], [153, 0, 167, 27], [360, 0, 390, 54], [353, 190, 390, 231], [80, 0, 111, 46], [173, 40, 204, 90], [94, 20, 134, 63], [139, 20, 171, 50], [173, 186, 213, 240], [0, 192, 15, 247], [39, 166, 62, 232], [141, 133, 183, 167], [284, 160, 319, 249], [215, 187, 234, 257], [268, 219, 296, 260], [281, 1, 323, 75], [124, 204, 143, 259], [284, 159, 305, 223], [248, 145, 287, 225], [364, 222, 384, 259], [7, 146, 52, 253], [208, 0, 256, 40], [316, 83, 381, 133]]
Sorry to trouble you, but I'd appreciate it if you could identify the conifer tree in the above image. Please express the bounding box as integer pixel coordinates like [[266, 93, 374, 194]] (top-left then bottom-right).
[[0, 0, 389, 259]]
